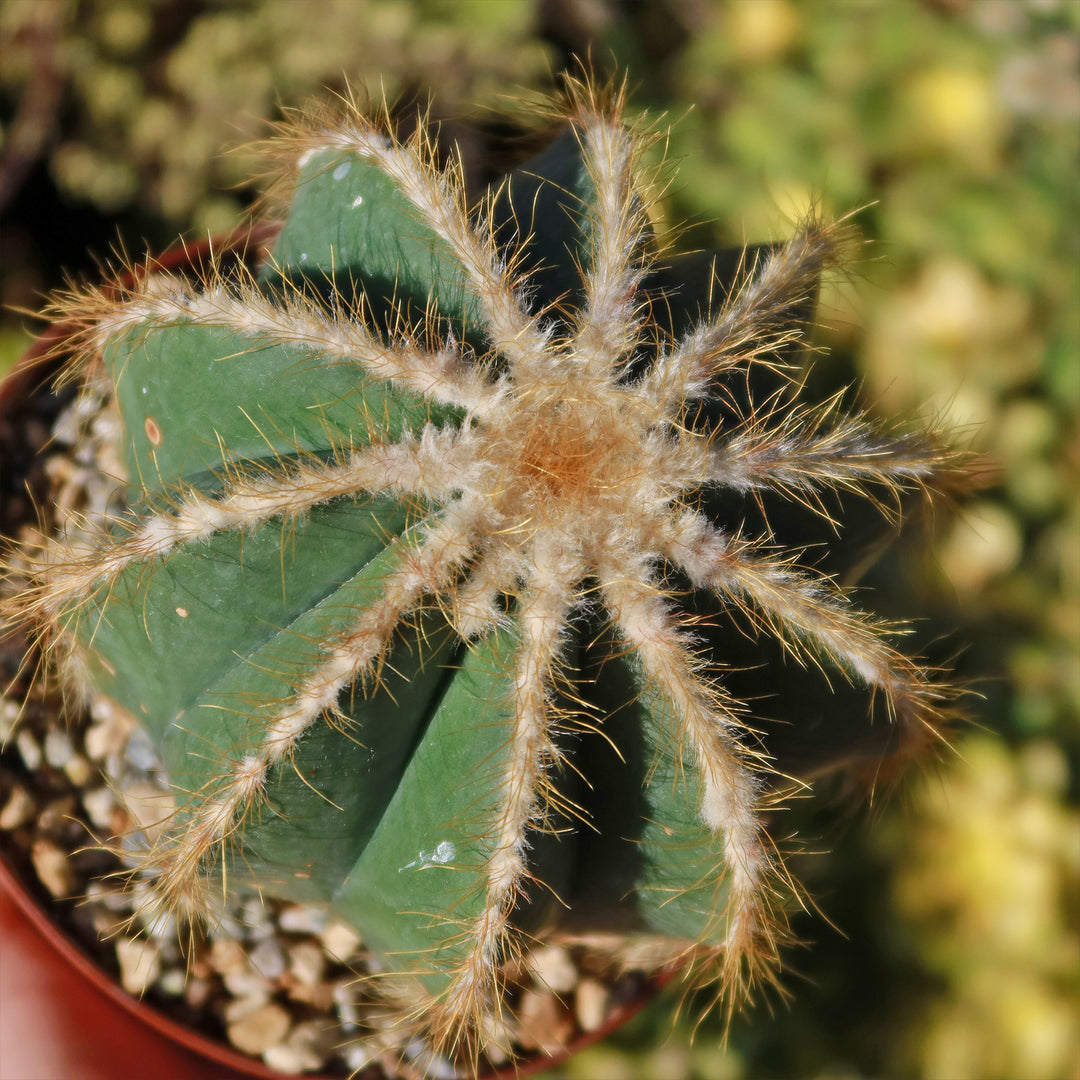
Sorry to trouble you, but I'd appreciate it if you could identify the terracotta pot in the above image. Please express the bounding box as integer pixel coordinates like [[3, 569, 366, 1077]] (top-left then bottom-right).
[[0, 231, 668, 1080], [0, 855, 287, 1080], [0, 850, 663, 1080]]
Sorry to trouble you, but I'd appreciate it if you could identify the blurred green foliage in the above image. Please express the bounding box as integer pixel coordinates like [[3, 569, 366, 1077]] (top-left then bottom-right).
[[1, 1, 1077, 1077], [0, 0, 552, 357], [0, 0, 549, 227]]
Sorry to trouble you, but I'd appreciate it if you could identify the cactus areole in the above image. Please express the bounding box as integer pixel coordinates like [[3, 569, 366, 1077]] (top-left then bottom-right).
[[9, 77, 962, 1061]]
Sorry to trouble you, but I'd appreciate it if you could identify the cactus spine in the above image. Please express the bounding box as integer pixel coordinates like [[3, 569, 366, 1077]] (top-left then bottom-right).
[[6, 76, 964, 1062]]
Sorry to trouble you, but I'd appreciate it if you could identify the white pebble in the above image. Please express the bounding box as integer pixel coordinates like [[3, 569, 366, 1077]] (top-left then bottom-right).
[[404, 1041, 459, 1080], [227, 1003, 291, 1056], [0, 784, 35, 829], [262, 1020, 328, 1074], [516, 988, 575, 1054], [63, 754, 93, 787], [0, 697, 19, 741], [575, 977, 611, 1032], [528, 945, 578, 994], [342, 1043, 375, 1072], [224, 967, 273, 1001], [90, 907, 127, 938], [287, 941, 326, 988], [120, 781, 175, 842], [184, 976, 214, 1009], [16, 730, 42, 770], [225, 991, 273, 1024], [130, 881, 176, 939], [44, 729, 75, 767], [82, 787, 118, 830], [85, 880, 132, 912], [249, 937, 287, 979], [38, 795, 76, 831], [209, 937, 250, 976], [158, 968, 188, 996], [211, 911, 245, 942], [320, 920, 361, 962], [332, 979, 361, 1028], [240, 895, 273, 932], [142, 908, 177, 941], [84, 711, 133, 761], [116, 938, 162, 995], [124, 727, 160, 772], [278, 903, 328, 935], [31, 838, 72, 898]]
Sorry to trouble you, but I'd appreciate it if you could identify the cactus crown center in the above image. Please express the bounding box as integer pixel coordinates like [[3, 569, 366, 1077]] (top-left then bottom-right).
[[492, 392, 639, 513]]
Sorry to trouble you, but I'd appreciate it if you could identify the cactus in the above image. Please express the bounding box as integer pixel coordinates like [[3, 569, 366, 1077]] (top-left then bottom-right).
[[6, 76, 965, 1062]]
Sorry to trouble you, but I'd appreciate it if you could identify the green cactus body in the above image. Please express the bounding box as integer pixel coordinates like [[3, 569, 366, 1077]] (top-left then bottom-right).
[[13, 78, 963, 1055]]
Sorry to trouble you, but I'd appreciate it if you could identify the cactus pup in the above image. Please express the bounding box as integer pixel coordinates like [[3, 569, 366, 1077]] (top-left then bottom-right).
[[5, 75, 964, 1063]]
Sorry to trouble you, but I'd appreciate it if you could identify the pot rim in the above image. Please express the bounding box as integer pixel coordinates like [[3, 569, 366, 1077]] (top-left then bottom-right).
[[0, 849, 295, 1080], [0, 842, 673, 1080], [0, 228, 674, 1080]]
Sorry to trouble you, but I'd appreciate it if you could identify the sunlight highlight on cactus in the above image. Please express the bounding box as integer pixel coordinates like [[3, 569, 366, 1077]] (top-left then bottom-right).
[[4, 74, 968, 1062]]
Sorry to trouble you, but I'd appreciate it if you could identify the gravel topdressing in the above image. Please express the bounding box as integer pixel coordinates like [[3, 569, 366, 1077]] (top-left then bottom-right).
[[0, 369, 657, 1079]]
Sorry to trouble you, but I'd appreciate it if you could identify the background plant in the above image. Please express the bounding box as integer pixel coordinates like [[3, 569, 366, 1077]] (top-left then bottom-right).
[[2, 2, 1076, 1078]]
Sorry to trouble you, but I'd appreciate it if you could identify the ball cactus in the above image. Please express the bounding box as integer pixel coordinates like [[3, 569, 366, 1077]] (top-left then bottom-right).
[[6, 75, 965, 1063]]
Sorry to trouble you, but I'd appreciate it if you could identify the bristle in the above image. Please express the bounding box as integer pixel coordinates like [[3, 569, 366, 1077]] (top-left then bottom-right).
[[571, 96, 653, 380], [434, 545, 579, 1046], [599, 559, 782, 1003], [706, 394, 972, 512], [644, 216, 848, 411]]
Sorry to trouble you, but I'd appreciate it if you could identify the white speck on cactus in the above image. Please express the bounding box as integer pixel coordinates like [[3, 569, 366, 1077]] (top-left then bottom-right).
[[398, 841, 457, 873]]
